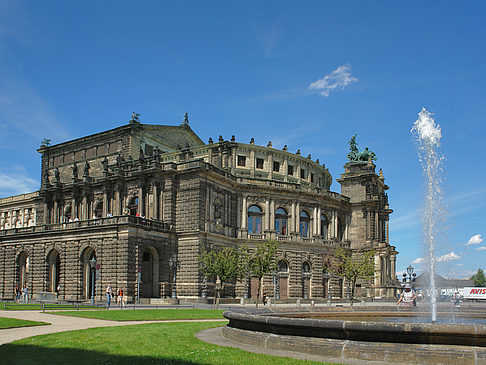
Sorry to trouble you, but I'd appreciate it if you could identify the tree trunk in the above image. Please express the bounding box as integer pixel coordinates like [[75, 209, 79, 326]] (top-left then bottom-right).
[[350, 278, 356, 307], [256, 277, 261, 308]]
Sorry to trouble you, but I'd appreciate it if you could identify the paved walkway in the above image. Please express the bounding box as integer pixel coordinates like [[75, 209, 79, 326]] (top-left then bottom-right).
[[0, 310, 222, 345]]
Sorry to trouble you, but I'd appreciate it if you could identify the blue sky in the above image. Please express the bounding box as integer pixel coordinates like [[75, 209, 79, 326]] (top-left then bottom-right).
[[0, 1, 484, 278]]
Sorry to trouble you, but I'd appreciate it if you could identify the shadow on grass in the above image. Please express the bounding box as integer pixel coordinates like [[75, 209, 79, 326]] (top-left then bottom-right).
[[0, 343, 202, 365]]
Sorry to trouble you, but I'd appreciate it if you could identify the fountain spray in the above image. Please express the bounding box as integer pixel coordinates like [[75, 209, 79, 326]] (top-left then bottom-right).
[[411, 107, 444, 323]]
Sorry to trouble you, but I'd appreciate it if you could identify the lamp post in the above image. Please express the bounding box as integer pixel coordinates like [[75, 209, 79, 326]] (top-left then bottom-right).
[[89, 256, 97, 306], [403, 264, 417, 287], [168, 253, 180, 299]]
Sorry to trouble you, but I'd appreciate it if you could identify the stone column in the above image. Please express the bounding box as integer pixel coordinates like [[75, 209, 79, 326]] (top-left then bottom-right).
[[313, 206, 318, 236], [269, 199, 275, 230], [317, 207, 322, 236], [138, 188, 143, 216], [375, 211, 379, 240], [115, 188, 121, 216], [291, 201, 296, 233], [102, 189, 108, 217], [295, 202, 300, 235], [241, 195, 247, 229], [264, 199, 270, 231], [152, 183, 158, 219], [374, 254, 381, 292], [344, 214, 349, 240], [43, 202, 49, 224], [53, 199, 58, 224], [390, 255, 396, 281], [366, 210, 371, 239], [236, 194, 241, 230]]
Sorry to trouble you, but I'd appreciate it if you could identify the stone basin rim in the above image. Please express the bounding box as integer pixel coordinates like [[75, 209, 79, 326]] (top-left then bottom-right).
[[223, 308, 486, 346]]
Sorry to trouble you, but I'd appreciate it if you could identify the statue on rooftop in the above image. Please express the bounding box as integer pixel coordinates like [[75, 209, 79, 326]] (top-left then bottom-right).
[[183, 112, 189, 126], [130, 112, 140, 123], [347, 134, 377, 162]]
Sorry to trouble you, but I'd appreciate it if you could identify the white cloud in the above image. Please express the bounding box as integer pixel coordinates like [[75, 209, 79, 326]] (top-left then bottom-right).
[[412, 257, 424, 264], [309, 64, 358, 97], [465, 234, 483, 245], [0, 166, 38, 197], [476, 246, 486, 251], [437, 251, 461, 262]]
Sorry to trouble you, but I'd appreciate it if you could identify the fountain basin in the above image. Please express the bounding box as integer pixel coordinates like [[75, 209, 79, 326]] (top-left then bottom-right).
[[222, 307, 486, 364]]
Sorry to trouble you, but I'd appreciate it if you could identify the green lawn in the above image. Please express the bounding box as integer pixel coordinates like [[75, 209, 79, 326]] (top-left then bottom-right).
[[0, 321, 328, 364], [49, 308, 225, 321], [0, 317, 48, 329]]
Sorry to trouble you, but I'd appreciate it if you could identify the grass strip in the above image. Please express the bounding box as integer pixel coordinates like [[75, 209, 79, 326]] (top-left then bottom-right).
[[0, 321, 330, 364], [49, 308, 225, 321], [0, 317, 48, 329]]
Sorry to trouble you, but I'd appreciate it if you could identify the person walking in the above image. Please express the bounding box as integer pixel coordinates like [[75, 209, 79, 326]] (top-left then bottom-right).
[[106, 286, 112, 309], [118, 288, 124, 308], [23, 285, 29, 304]]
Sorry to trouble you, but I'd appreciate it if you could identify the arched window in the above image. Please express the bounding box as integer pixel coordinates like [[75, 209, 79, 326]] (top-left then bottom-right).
[[47, 250, 61, 293], [94, 202, 103, 218], [300, 210, 310, 237], [275, 208, 288, 235], [128, 197, 139, 216], [277, 260, 288, 273], [302, 261, 311, 274], [247, 205, 262, 234], [321, 214, 329, 239]]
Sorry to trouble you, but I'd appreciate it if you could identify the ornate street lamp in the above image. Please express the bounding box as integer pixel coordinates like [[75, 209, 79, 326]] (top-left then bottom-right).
[[169, 253, 180, 299], [403, 264, 417, 287], [89, 256, 97, 306]]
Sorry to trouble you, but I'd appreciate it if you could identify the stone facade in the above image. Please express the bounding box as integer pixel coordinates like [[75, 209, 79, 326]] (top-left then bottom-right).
[[0, 117, 398, 302]]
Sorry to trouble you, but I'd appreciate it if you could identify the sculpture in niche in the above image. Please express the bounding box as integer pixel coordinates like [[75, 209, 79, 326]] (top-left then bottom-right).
[[54, 168, 60, 182], [102, 157, 109, 172], [83, 161, 90, 176], [72, 163, 78, 180]]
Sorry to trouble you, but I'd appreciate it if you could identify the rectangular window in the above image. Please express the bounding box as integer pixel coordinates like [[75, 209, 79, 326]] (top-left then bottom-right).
[[256, 158, 264, 169], [273, 161, 280, 172], [288, 165, 294, 176], [300, 168, 306, 179], [237, 155, 246, 166], [311, 173, 314, 182]]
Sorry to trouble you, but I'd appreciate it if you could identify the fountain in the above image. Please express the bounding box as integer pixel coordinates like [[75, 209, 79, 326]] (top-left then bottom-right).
[[411, 107, 444, 323], [214, 109, 486, 364]]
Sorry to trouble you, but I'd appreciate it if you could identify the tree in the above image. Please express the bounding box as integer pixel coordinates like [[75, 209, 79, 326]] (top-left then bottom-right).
[[324, 248, 375, 306], [244, 240, 278, 307], [470, 268, 486, 287], [199, 246, 241, 309]]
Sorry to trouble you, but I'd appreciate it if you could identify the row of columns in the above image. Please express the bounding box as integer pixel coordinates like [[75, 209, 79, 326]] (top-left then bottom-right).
[[44, 179, 169, 224], [239, 195, 348, 239], [366, 209, 389, 243]]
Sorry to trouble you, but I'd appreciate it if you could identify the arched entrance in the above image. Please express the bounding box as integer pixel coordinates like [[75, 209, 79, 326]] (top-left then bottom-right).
[[277, 260, 289, 299], [141, 246, 159, 297], [80, 248, 96, 300], [17, 252, 29, 289], [47, 250, 61, 292]]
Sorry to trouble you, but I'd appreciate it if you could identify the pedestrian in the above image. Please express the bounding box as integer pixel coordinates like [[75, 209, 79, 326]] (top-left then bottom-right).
[[23, 285, 29, 304], [397, 284, 416, 307], [106, 286, 112, 309], [118, 288, 124, 308]]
